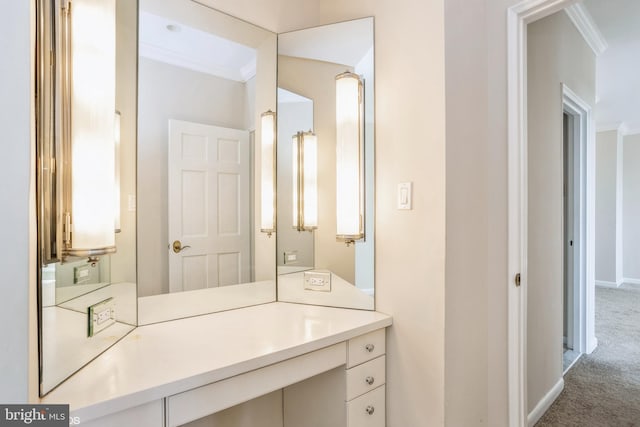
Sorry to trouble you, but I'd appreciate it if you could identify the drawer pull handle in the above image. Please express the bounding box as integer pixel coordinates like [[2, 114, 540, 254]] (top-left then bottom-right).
[[365, 376, 375, 385], [365, 343, 375, 352], [365, 405, 375, 415]]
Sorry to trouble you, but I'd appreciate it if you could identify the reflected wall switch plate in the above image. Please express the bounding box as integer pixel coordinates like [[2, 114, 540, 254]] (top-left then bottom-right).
[[88, 297, 116, 337], [284, 251, 298, 264], [397, 182, 413, 210], [304, 270, 331, 292]]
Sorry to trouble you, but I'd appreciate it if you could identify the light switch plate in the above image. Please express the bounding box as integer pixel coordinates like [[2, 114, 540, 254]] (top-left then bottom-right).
[[397, 182, 413, 210], [304, 270, 331, 292], [74, 265, 91, 284], [284, 250, 298, 265], [88, 297, 116, 337]]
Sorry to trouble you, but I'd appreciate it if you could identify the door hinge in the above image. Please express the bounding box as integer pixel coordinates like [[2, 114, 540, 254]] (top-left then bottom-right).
[[515, 273, 521, 287]]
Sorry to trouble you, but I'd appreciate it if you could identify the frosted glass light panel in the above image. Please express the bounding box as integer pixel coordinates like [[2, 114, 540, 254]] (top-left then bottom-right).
[[292, 131, 318, 231], [335, 72, 364, 243], [67, 0, 117, 255], [261, 111, 276, 235], [277, 17, 375, 310]]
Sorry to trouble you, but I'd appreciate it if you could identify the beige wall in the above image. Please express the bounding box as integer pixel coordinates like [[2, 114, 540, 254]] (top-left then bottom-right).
[[527, 11, 595, 412], [278, 55, 355, 283], [444, 0, 490, 425], [623, 134, 640, 280], [595, 130, 620, 284]]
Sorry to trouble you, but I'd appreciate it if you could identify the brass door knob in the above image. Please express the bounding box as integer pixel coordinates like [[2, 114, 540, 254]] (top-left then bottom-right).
[[172, 240, 191, 253]]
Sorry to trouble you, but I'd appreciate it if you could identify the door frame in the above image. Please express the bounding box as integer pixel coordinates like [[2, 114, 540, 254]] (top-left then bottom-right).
[[507, 1, 597, 425], [562, 84, 594, 357]]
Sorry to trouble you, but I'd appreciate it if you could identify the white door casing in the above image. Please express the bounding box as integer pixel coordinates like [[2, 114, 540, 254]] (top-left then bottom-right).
[[168, 120, 251, 293]]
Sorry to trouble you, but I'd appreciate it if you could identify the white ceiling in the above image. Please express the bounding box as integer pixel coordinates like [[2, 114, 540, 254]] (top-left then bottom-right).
[[582, 0, 640, 134], [139, 10, 257, 82], [278, 18, 373, 69]]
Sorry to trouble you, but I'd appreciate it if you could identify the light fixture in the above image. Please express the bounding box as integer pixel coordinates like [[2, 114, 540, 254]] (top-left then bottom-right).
[[260, 110, 276, 236], [335, 71, 364, 244], [114, 110, 121, 233], [39, 0, 118, 263], [292, 131, 318, 231]]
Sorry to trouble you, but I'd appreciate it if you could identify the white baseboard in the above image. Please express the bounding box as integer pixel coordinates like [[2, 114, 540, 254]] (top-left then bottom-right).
[[595, 280, 620, 288], [622, 278, 640, 285], [528, 378, 564, 427]]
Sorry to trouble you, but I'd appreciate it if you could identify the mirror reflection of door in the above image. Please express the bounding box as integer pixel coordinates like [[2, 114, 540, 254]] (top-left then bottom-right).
[[168, 120, 251, 292], [137, 1, 267, 297]]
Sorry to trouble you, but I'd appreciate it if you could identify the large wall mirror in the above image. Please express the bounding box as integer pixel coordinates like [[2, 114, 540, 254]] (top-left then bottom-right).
[[37, 0, 138, 395], [276, 18, 375, 310], [135, 0, 277, 324]]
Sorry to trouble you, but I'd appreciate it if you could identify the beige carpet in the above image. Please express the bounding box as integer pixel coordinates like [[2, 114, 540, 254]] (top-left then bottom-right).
[[536, 286, 640, 426]]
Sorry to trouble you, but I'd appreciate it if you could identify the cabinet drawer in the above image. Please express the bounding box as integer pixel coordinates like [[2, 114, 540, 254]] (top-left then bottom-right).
[[347, 329, 385, 368], [346, 385, 385, 427], [346, 355, 386, 401]]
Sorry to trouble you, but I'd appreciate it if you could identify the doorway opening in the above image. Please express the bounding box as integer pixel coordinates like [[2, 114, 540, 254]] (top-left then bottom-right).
[[562, 108, 582, 373]]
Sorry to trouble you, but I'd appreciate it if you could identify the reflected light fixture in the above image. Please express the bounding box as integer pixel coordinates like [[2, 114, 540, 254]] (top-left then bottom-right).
[[56, 0, 118, 262], [114, 110, 121, 233], [292, 131, 318, 231], [260, 110, 277, 236], [335, 71, 364, 245]]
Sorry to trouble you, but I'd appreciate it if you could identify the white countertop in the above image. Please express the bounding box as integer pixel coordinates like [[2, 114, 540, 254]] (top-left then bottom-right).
[[41, 302, 392, 422], [278, 271, 374, 310]]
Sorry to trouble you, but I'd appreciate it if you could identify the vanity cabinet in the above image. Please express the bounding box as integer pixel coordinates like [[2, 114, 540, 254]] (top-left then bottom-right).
[[42, 303, 392, 427], [171, 329, 387, 427]]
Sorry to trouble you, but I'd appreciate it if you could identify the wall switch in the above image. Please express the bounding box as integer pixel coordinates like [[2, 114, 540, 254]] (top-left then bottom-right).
[[88, 298, 116, 337], [397, 182, 413, 210], [304, 270, 331, 292], [128, 194, 137, 212]]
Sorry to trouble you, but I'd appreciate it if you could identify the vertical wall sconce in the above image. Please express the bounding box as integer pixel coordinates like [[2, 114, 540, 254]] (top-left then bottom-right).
[[335, 71, 364, 244], [260, 110, 277, 236], [292, 131, 318, 231], [61, 0, 117, 260], [114, 110, 122, 234]]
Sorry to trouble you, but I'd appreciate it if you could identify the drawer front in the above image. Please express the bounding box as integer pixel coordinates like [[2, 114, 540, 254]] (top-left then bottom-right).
[[346, 385, 385, 427], [346, 355, 386, 401], [347, 329, 385, 368]]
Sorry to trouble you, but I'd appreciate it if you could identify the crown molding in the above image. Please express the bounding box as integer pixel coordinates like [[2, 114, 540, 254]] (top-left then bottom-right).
[[596, 122, 623, 133], [565, 3, 608, 56]]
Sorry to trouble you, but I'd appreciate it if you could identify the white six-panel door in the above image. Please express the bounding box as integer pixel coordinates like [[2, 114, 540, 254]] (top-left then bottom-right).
[[168, 120, 250, 293]]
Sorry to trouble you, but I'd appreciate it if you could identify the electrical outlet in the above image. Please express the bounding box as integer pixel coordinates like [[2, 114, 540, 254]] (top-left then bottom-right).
[[304, 270, 331, 292], [88, 298, 116, 337]]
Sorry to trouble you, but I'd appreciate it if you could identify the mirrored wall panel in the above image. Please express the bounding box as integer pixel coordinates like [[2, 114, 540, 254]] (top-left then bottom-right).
[[276, 18, 375, 310], [38, 0, 138, 395], [136, 0, 277, 324]]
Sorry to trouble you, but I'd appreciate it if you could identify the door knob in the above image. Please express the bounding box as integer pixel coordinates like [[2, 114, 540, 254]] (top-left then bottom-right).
[[172, 240, 191, 253]]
